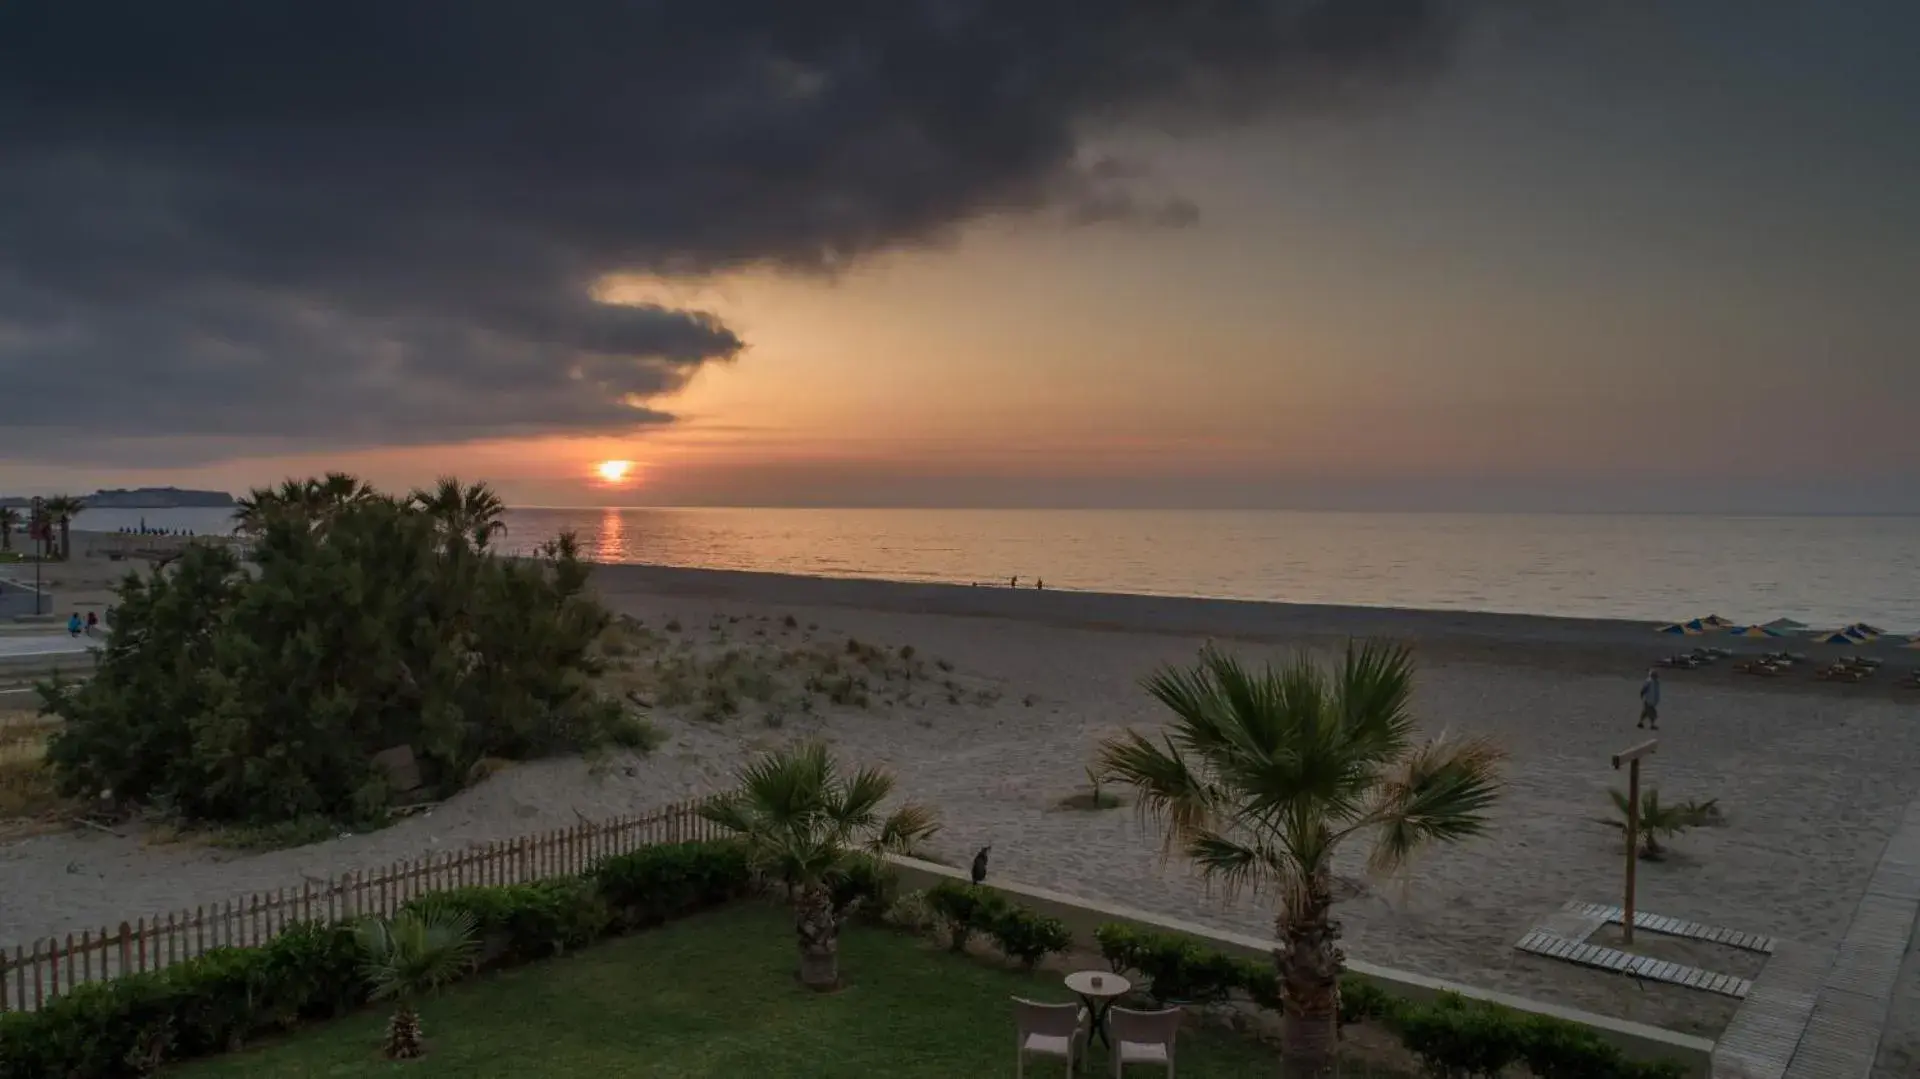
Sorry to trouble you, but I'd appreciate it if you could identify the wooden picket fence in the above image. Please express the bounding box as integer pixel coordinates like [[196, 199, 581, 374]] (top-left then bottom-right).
[[0, 798, 720, 1013]]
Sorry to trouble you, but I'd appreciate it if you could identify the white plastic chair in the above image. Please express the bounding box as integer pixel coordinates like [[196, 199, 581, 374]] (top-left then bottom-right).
[[1013, 997, 1089, 1077], [1108, 1005, 1182, 1077]]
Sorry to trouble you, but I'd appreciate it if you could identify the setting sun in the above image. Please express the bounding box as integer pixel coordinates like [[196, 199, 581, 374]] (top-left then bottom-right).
[[596, 459, 634, 483]]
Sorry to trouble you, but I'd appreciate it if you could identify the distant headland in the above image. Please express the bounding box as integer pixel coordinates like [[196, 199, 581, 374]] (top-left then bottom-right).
[[0, 487, 236, 509]]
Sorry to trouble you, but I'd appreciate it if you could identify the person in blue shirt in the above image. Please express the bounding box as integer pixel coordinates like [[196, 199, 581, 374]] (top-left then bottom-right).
[[67, 612, 82, 638]]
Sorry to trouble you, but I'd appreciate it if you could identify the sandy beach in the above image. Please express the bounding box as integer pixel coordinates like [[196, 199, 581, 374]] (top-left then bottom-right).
[[6, 546, 1920, 1070]]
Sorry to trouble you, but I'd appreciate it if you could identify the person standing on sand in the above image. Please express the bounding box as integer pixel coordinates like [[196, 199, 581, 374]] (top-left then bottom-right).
[[1638, 669, 1661, 730]]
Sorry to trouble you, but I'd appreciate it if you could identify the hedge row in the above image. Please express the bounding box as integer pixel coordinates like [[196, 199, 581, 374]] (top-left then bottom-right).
[[0, 849, 1692, 1079], [1093, 923, 1688, 1079], [0, 840, 753, 1079], [924, 882, 1075, 969]]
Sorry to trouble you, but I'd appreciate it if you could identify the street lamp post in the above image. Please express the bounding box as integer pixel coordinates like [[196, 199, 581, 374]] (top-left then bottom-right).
[[29, 496, 44, 615]]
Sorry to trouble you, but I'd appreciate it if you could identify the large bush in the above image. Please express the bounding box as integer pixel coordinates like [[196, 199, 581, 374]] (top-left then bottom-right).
[[40, 477, 624, 828]]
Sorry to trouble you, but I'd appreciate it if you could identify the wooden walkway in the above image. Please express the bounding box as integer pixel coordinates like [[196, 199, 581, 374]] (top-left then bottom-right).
[[1564, 901, 1776, 954], [1516, 928, 1753, 997], [1713, 798, 1920, 1079], [1515, 900, 1773, 1001]]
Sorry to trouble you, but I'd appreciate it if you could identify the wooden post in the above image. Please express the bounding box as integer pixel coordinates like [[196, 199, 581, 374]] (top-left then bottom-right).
[[1611, 738, 1658, 945]]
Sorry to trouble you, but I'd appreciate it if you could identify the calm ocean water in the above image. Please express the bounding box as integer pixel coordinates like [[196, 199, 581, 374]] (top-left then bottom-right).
[[80, 506, 1920, 630]]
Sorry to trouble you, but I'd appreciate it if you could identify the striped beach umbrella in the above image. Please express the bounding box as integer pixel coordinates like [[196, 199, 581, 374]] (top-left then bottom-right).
[[1656, 623, 1701, 636], [1764, 617, 1808, 631], [1853, 622, 1887, 636], [1727, 625, 1783, 639], [1813, 631, 1859, 645], [1701, 614, 1734, 628]]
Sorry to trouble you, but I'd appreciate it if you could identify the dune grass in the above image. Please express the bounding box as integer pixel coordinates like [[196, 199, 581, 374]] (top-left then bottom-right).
[[168, 903, 1306, 1078], [0, 714, 64, 820]]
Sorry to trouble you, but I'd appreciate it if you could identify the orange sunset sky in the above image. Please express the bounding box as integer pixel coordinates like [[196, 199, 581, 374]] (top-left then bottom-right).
[[2, 3, 1916, 512]]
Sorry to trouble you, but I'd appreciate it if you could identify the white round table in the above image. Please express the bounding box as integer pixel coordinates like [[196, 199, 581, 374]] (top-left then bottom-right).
[[1063, 970, 1131, 1051]]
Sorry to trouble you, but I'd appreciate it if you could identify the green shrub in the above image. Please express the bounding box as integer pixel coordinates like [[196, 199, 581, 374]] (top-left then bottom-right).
[[250, 920, 365, 1022], [1093, 923, 1242, 1005], [925, 883, 1071, 968], [881, 888, 936, 933], [404, 878, 609, 967], [1515, 1013, 1631, 1079], [926, 881, 1011, 953], [607, 712, 664, 751], [986, 907, 1073, 970], [1395, 993, 1525, 1078], [589, 839, 753, 931], [0, 920, 362, 1079], [830, 855, 898, 924], [1233, 956, 1285, 1013]]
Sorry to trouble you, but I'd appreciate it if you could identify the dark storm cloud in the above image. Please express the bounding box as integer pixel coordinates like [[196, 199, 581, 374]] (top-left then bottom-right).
[[0, 0, 1501, 457]]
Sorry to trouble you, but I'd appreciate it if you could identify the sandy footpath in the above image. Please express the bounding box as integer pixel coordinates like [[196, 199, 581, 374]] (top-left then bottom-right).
[[5, 553, 1920, 1053]]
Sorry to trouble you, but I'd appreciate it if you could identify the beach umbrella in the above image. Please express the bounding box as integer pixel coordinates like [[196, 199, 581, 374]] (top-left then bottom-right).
[[1656, 623, 1700, 636], [1701, 614, 1734, 628], [1853, 622, 1887, 636], [1727, 626, 1782, 639], [1764, 617, 1808, 631], [1684, 618, 1709, 632], [1813, 631, 1858, 645], [1844, 627, 1875, 642]]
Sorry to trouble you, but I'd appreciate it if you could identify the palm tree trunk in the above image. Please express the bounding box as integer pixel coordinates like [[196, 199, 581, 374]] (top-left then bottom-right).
[[1276, 873, 1344, 1071], [384, 1003, 425, 1059], [57, 519, 70, 561], [794, 883, 841, 990]]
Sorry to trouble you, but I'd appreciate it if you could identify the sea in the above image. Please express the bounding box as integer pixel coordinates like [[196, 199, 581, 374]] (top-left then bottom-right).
[[76, 506, 1920, 631]]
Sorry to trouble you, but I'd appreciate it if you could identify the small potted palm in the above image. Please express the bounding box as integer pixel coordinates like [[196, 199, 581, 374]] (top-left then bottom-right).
[[356, 910, 482, 1060]]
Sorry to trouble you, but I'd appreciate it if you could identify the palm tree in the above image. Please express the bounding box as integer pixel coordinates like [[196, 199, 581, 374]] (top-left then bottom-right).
[[315, 471, 375, 509], [356, 910, 481, 1059], [0, 506, 18, 551], [41, 495, 84, 559], [232, 485, 292, 535], [700, 742, 941, 990], [410, 477, 508, 552], [1097, 643, 1504, 1069], [1602, 788, 1722, 860], [235, 474, 376, 535]]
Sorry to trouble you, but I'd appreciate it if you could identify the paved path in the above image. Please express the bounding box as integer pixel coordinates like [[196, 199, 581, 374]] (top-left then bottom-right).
[[1714, 798, 1920, 1079], [0, 634, 90, 659]]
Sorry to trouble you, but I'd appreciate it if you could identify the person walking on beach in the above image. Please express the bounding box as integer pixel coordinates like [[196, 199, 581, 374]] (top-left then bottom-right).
[[67, 611, 82, 638], [1638, 669, 1661, 730], [84, 611, 98, 636]]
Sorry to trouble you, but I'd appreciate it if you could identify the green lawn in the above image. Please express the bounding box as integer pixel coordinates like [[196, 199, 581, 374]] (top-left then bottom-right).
[[168, 903, 1296, 1078]]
